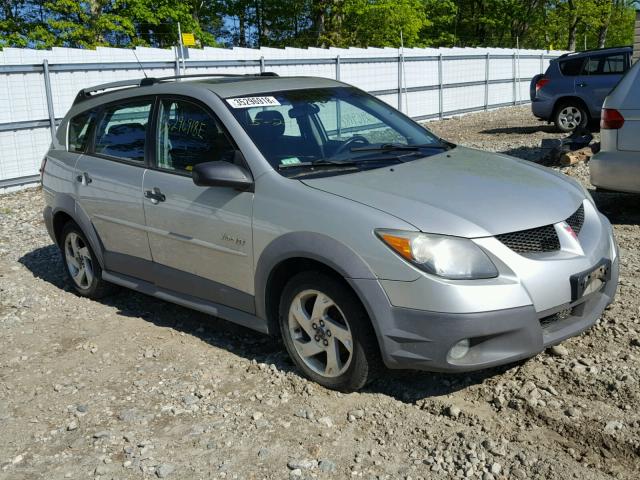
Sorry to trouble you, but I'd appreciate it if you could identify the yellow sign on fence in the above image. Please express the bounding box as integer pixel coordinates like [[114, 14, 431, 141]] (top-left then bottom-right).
[[181, 33, 196, 47]]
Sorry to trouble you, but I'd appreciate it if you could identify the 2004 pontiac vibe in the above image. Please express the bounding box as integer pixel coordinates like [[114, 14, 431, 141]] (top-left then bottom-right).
[[41, 74, 619, 391]]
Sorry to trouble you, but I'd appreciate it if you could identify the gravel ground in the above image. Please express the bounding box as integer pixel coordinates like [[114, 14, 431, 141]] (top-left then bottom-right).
[[1, 106, 639, 480]]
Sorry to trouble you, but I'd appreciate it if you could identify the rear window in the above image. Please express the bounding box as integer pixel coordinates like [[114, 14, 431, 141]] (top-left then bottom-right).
[[559, 58, 584, 76], [68, 111, 95, 153]]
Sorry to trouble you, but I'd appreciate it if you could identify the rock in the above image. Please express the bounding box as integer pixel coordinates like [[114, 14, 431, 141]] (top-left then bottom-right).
[[446, 405, 461, 419], [181, 394, 198, 406], [565, 407, 579, 418], [67, 420, 78, 431], [287, 459, 317, 470], [76, 404, 88, 413], [156, 463, 175, 478], [12, 455, 23, 465], [258, 448, 270, 458], [289, 469, 302, 479], [93, 431, 111, 439], [317, 416, 334, 428], [252, 411, 263, 421], [319, 459, 337, 473], [550, 345, 569, 357], [347, 409, 364, 422], [490, 463, 502, 475], [94, 465, 109, 476], [604, 420, 623, 432]]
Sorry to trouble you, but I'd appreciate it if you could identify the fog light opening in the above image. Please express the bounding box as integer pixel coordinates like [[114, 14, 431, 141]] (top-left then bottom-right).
[[448, 339, 470, 360]]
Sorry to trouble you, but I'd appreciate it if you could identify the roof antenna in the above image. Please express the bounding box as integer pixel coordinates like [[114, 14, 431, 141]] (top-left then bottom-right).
[[132, 48, 148, 79]]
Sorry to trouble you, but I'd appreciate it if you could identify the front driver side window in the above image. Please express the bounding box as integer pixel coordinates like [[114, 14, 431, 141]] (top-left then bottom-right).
[[156, 99, 235, 173]]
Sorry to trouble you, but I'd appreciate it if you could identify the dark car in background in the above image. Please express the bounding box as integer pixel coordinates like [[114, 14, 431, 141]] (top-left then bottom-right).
[[530, 46, 632, 132]]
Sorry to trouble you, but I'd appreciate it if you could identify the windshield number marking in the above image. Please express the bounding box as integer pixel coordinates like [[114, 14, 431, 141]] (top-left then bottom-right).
[[227, 96, 281, 108]]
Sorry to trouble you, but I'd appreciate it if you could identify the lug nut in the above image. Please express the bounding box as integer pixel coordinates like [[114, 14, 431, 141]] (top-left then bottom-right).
[[312, 323, 317, 330], [323, 339, 329, 346], [326, 330, 331, 337], [319, 320, 325, 327], [314, 335, 320, 341]]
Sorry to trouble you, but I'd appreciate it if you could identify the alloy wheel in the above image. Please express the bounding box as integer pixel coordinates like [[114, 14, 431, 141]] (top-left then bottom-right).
[[288, 289, 353, 378], [64, 232, 94, 289], [558, 106, 583, 130]]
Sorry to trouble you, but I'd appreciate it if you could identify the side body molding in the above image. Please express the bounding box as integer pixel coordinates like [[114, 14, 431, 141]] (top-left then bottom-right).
[[253, 231, 382, 329]]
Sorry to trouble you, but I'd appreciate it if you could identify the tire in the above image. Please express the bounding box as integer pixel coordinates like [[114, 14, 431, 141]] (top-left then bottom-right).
[[60, 221, 112, 299], [554, 101, 589, 133], [279, 271, 382, 391]]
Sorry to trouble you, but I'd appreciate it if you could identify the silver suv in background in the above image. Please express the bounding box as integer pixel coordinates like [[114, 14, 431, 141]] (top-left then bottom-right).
[[42, 74, 619, 391], [591, 58, 640, 193]]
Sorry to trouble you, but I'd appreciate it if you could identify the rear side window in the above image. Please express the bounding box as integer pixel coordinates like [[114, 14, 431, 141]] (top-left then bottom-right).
[[94, 101, 152, 162], [581, 53, 627, 75], [155, 98, 235, 173], [68, 111, 95, 153], [559, 58, 584, 76]]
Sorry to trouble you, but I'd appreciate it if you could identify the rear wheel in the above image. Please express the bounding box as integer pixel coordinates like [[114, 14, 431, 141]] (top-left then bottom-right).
[[554, 102, 588, 132], [61, 222, 112, 298], [279, 271, 381, 391]]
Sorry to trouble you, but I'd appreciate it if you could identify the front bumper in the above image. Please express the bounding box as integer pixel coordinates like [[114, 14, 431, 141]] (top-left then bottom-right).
[[352, 257, 618, 372]]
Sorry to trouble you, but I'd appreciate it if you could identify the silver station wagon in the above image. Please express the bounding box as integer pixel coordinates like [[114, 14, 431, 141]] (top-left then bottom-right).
[[42, 73, 619, 391]]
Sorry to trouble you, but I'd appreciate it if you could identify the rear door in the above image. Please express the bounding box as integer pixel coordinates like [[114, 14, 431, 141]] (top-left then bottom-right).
[[575, 53, 627, 117], [142, 96, 255, 312], [75, 98, 154, 279]]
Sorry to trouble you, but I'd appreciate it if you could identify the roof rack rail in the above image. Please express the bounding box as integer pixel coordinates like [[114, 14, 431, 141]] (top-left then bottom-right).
[[73, 72, 279, 104], [558, 45, 632, 59]]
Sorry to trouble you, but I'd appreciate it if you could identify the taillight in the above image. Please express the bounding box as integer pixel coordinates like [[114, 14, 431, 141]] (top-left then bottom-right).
[[601, 108, 625, 129], [535, 77, 550, 93], [39, 156, 47, 183]]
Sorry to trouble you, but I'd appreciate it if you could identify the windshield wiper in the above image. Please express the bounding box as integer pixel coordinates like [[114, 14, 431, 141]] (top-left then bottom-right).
[[278, 160, 359, 170], [350, 143, 448, 152]]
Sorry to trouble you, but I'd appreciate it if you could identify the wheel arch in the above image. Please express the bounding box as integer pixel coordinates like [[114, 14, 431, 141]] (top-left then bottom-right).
[[50, 193, 105, 268], [553, 96, 592, 120], [254, 232, 379, 337]]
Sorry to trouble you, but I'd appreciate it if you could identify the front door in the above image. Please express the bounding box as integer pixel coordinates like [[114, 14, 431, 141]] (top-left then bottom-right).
[[142, 97, 255, 312], [75, 98, 154, 279]]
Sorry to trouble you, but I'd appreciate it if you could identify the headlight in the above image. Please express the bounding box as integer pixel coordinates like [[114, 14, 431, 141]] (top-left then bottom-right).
[[375, 229, 498, 280]]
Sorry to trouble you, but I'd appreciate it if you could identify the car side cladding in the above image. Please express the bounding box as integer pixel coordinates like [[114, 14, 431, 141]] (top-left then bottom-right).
[[254, 231, 387, 340]]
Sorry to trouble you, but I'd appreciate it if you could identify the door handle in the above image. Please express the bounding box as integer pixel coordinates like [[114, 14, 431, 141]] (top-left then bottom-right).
[[144, 187, 166, 204], [75, 172, 92, 185]]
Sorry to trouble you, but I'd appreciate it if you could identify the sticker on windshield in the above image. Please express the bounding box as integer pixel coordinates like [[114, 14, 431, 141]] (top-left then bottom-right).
[[226, 96, 281, 108], [280, 157, 302, 166]]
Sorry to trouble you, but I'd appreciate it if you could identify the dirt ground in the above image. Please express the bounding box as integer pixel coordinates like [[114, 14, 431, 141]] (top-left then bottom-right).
[[1, 106, 639, 480]]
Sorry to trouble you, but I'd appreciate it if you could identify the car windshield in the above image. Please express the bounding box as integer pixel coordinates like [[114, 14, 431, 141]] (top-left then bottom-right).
[[225, 87, 450, 177]]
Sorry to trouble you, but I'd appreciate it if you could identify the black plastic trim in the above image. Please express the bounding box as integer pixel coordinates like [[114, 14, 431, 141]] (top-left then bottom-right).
[[103, 251, 255, 314]]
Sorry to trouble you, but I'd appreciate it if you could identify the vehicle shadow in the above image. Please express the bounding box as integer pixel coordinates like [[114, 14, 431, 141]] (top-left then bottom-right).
[[591, 189, 640, 226], [19, 244, 508, 402], [500, 145, 548, 163], [481, 125, 558, 135]]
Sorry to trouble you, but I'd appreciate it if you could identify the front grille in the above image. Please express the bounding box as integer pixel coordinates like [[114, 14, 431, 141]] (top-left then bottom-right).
[[496, 224, 560, 253], [565, 204, 585, 235], [496, 204, 585, 254]]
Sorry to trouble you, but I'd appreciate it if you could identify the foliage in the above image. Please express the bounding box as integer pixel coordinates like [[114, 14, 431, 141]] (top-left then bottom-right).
[[0, 0, 637, 50]]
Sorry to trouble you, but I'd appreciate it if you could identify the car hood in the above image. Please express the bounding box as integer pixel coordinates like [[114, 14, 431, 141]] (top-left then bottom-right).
[[301, 146, 585, 238]]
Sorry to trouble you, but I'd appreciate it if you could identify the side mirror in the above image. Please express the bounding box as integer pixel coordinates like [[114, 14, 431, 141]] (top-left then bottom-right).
[[192, 160, 253, 191]]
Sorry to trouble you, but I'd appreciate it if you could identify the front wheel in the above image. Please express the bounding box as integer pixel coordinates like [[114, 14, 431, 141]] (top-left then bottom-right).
[[279, 271, 381, 391], [554, 102, 588, 132]]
